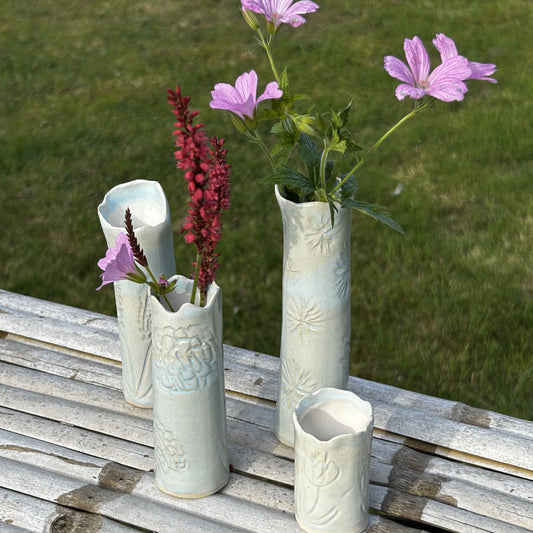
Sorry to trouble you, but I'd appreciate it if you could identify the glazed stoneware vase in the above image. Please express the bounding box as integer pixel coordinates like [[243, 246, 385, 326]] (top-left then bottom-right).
[[98, 179, 176, 407], [293, 388, 373, 533], [150, 275, 229, 498], [274, 186, 352, 446]]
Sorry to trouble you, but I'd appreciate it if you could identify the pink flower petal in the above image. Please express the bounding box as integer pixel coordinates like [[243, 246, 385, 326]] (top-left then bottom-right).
[[384, 56, 414, 85], [433, 33, 458, 62], [404, 36, 430, 86], [210, 70, 281, 119]]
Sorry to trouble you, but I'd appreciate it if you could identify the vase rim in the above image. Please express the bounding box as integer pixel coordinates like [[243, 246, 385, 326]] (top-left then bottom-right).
[[293, 388, 373, 445], [274, 184, 348, 211], [149, 274, 221, 317], [98, 179, 171, 231]]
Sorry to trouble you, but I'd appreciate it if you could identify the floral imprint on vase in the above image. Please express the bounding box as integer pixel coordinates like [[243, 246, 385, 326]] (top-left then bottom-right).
[[304, 213, 340, 253], [154, 414, 187, 473], [152, 323, 219, 393], [282, 255, 300, 284], [303, 450, 340, 487], [115, 283, 153, 399], [358, 451, 371, 514], [296, 450, 341, 526], [286, 297, 323, 342], [334, 242, 351, 298], [280, 358, 317, 411]]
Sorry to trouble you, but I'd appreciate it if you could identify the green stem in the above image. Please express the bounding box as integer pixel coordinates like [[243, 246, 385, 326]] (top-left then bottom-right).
[[245, 129, 276, 170], [257, 30, 279, 83], [318, 141, 330, 199], [332, 99, 433, 195], [145, 265, 175, 313], [190, 253, 201, 306]]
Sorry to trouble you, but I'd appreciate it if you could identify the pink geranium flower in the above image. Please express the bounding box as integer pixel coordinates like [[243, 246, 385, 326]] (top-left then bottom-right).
[[242, 0, 319, 28], [384, 36, 471, 102], [433, 33, 497, 83], [209, 70, 282, 119], [97, 232, 139, 289]]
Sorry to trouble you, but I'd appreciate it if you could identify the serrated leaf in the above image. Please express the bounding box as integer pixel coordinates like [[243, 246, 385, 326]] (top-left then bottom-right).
[[338, 100, 353, 127], [279, 67, 290, 93], [260, 165, 315, 195], [339, 174, 358, 199], [342, 199, 405, 233]]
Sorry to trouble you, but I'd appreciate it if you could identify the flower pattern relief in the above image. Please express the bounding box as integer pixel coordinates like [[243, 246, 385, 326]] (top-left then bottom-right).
[[114, 283, 153, 401], [334, 242, 351, 298], [296, 449, 341, 526], [282, 255, 300, 283], [304, 450, 340, 487], [359, 450, 371, 515], [154, 414, 188, 473], [279, 358, 318, 410], [304, 213, 340, 253], [152, 323, 219, 393], [286, 297, 324, 341]]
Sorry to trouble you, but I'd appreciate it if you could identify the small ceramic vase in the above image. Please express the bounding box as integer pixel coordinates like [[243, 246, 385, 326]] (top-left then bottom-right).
[[275, 186, 352, 446], [293, 388, 373, 533], [98, 179, 176, 407], [150, 275, 229, 498]]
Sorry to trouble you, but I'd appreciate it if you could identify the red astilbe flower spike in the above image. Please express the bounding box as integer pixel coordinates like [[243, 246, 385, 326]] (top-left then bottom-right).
[[167, 87, 231, 304]]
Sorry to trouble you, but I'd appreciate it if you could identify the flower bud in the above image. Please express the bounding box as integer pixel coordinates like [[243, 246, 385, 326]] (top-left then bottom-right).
[[267, 20, 277, 35], [230, 112, 248, 133], [242, 8, 260, 31]]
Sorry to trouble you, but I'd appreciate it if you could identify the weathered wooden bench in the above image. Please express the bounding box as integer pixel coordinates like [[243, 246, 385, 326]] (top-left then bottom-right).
[[0, 289, 531, 532]]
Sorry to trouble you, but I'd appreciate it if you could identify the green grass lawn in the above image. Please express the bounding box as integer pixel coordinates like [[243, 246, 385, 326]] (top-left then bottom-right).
[[1, 0, 532, 419]]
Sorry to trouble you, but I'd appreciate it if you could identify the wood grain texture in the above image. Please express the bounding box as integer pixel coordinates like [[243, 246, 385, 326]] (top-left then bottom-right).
[[1, 289, 531, 532]]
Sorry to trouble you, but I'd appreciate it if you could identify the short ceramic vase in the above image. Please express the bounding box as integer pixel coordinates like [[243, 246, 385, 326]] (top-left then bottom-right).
[[293, 388, 373, 533], [98, 179, 176, 407], [150, 275, 229, 498], [275, 186, 352, 446]]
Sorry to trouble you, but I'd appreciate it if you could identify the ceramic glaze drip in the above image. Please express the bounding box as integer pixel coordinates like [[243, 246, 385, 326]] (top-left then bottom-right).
[[299, 400, 370, 441]]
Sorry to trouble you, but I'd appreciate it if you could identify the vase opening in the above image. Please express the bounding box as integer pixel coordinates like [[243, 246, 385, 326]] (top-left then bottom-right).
[[98, 180, 169, 229], [298, 398, 371, 442]]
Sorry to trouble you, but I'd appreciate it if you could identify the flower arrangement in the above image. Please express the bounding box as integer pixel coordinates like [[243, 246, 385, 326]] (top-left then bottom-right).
[[209, 0, 496, 229], [97, 89, 231, 309]]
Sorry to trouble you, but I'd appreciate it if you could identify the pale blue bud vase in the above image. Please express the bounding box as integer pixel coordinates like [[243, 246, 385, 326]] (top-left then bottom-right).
[[293, 388, 373, 533], [274, 185, 352, 446], [149, 275, 229, 498], [98, 179, 176, 407]]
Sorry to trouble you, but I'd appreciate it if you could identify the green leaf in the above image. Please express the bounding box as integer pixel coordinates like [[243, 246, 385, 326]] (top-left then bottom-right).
[[279, 67, 290, 94], [338, 100, 353, 127], [260, 164, 315, 195], [342, 199, 405, 234]]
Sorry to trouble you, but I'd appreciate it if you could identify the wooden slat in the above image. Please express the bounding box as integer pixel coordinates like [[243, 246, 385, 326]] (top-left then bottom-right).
[[371, 485, 531, 533], [0, 456, 250, 533], [3, 392, 531, 533], [0, 487, 137, 532], [352, 376, 533, 440], [0, 430, 423, 533], [2, 289, 532, 533], [3, 337, 532, 482]]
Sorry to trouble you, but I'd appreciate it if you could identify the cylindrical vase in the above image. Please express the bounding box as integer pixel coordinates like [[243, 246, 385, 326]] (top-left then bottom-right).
[[293, 388, 373, 533], [98, 179, 176, 407], [150, 275, 229, 498], [275, 186, 352, 446]]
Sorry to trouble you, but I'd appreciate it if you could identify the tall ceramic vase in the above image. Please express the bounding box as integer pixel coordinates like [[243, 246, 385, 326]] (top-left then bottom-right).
[[274, 186, 352, 446], [98, 179, 176, 407], [150, 275, 229, 498]]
